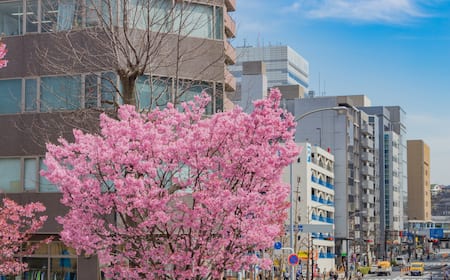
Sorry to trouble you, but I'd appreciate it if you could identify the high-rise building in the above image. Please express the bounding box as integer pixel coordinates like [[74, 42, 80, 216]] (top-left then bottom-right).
[[360, 106, 407, 259], [229, 45, 309, 93], [0, 0, 236, 278], [407, 140, 431, 221], [284, 95, 377, 268]]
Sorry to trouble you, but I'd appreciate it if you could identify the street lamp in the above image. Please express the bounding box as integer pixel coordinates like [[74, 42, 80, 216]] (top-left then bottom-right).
[[289, 106, 348, 280]]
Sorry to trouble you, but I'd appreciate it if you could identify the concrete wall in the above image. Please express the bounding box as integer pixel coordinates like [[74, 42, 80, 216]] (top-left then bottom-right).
[[0, 31, 225, 82]]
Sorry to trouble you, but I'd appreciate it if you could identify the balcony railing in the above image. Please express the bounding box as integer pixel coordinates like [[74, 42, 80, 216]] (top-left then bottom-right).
[[224, 40, 236, 65], [224, 12, 236, 38], [224, 0, 236, 12], [311, 215, 333, 224], [224, 68, 236, 92]]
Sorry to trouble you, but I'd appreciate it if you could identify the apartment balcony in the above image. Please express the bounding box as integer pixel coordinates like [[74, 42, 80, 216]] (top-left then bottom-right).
[[360, 152, 374, 162], [361, 123, 370, 135], [361, 166, 374, 176], [224, 68, 236, 92], [225, 0, 236, 12], [311, 175, 334, 190], [361, 137, 374, 148], [224, 12, 236, 38], [362, 194, 375, 204], [224, 40, 236, 65], [311, 214, 334, 224], [361, 180, 374, 190]]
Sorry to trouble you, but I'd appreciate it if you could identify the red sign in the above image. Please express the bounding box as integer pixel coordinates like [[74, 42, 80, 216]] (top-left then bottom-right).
[[288, 254, 299, 265]]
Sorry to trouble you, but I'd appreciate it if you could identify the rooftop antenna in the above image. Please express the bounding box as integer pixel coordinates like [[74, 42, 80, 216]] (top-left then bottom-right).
[[323, 80, 326, 96], [318, 72, 321, 98]]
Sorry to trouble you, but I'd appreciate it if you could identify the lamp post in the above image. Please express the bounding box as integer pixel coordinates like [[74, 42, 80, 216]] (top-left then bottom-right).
[[289, 106, 347, 280]]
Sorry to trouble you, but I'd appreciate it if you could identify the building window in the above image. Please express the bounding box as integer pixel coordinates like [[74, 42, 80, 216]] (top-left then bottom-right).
[[25, 78, 38, 111], [22, 240, 78, 279], [177, 79, 213, 113], [100, 71, 117, 108], [0, 74, 223, 114], [26, 0, 39, 33], [0, 158, 21, 192], [174, 3, 213, 39], [40, 75, 81, 112], [214, 6, 223, 40], [85, 74, 99, 108], [0, 157, 57, 193], [0, 79, 21, 113], [0, 0, 23, 36], [24, 158, 38, 191], [2, 0, 226, 39], [39, 158, 59, 192]]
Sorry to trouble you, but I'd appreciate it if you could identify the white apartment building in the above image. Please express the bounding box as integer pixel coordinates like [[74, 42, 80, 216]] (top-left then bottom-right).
[[283, 142, 335, 276]]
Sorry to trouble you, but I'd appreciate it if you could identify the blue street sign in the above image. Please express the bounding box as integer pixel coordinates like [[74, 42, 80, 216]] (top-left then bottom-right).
[[298, 225, 303, 232], [274, 242, 282, 250], [430, 228, 444, 238], [288, 254, 299, 265]]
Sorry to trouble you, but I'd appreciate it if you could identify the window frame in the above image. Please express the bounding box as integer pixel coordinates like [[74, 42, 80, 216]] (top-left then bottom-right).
[[0, 156, 58, 193]]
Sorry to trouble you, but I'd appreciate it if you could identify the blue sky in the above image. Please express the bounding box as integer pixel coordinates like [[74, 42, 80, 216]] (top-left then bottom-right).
[[232, 0, 450, 185]]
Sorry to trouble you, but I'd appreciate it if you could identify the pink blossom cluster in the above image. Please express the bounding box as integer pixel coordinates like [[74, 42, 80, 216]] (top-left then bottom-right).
[[43, 88, 299, 279], [0, 198, 47, 275], [0, 43, 7, 69]]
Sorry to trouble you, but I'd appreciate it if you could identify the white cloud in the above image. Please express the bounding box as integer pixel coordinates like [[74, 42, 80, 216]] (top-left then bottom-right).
[[285, 0, 429, 24]]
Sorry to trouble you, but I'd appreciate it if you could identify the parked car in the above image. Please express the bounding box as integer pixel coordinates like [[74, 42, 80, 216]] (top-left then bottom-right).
[[410, 262, 425, 276], [369, 262, 378, 274], [375, 261, 392, 276], [395, 256, 407, 266]]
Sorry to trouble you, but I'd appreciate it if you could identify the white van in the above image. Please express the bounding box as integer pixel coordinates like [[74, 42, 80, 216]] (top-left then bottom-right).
[[395, 256, 407, 266]]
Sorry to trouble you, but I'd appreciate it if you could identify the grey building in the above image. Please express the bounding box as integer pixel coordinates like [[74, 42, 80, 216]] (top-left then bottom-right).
[[284, 95, 378, 267], [360, 106, 407, 259]]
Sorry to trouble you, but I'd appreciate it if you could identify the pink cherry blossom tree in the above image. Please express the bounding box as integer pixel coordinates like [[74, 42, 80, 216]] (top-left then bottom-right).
[[0, 198, 47, 275], [42, 88, 299, 280], [0, 43, 47, 276]]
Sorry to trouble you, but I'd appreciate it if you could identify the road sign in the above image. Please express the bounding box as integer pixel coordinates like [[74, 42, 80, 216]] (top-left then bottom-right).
[[288, 253, 299, 265], [274, 242, 282, 250], [297, 224, 333, 233], [429, 228, 444, 238]]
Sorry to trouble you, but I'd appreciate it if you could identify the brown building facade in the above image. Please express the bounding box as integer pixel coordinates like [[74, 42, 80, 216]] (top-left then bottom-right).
[[407, 139, 431, 221]]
